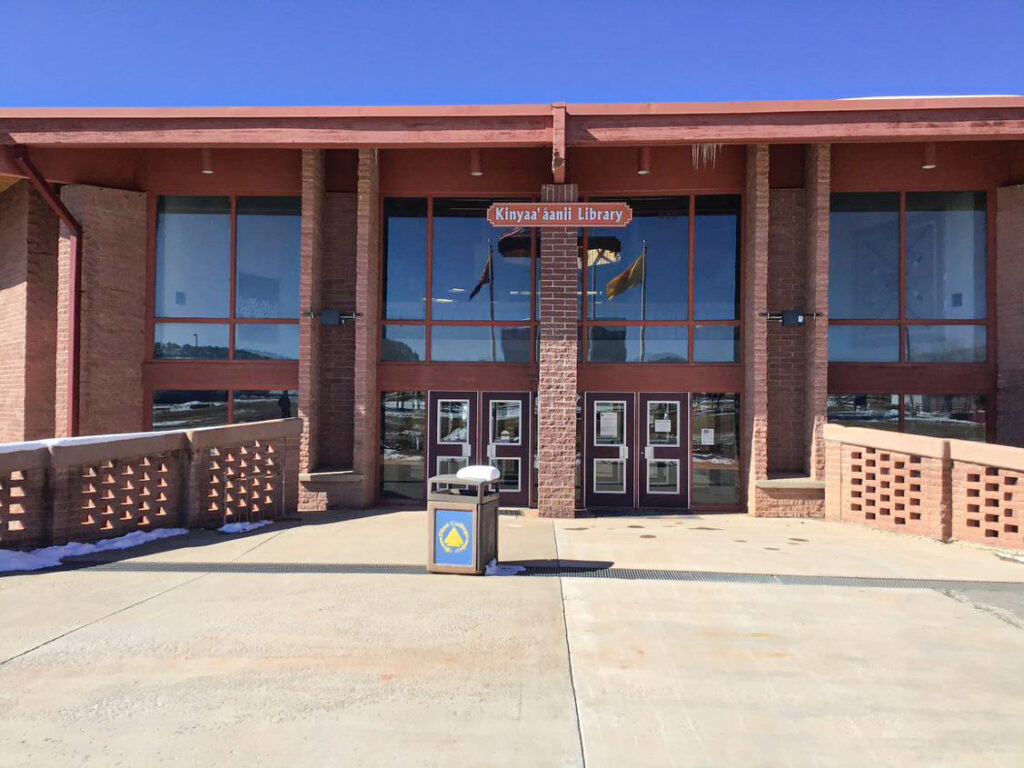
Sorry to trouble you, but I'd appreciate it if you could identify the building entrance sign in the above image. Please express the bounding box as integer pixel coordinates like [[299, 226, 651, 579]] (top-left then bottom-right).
[[487, 202, 633, 228]]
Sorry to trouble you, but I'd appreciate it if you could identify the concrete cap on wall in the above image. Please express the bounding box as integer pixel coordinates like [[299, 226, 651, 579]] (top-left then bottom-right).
[[48, 431, 188, 467], [0, 444, 51, 475], [823, 424, 948, 460], [949, 439, 1024, 474], [186, 417, 303, 451]]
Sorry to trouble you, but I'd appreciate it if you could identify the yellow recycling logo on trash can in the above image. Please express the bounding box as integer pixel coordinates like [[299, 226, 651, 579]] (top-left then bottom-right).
[[438, 520, 470, 554]]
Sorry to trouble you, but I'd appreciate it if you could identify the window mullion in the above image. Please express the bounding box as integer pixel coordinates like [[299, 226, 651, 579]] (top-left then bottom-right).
[[229, 195, 238, 361]]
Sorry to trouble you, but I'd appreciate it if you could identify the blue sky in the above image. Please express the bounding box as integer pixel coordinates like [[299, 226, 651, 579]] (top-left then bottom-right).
[[2, 0, 1022, 106]]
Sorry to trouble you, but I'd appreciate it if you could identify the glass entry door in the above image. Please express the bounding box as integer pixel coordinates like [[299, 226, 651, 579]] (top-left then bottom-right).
[[482, 392, 532, 507], [638, 394, 688, 509], [584, 393, 636, 509], [428, 392, 477, 481]]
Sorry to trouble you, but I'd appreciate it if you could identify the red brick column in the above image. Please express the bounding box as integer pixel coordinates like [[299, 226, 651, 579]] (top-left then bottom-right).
[[298, 149, 326, 510], [0, 180, 58, 443], [351, 149, 381, 507], [997, 184, 1024, 446], [57, 185, 147, 437], [537, 183, 579, 518], [766, 187, 807, 474], [743, 146, 770, 514], [804, 144, 831, 479]]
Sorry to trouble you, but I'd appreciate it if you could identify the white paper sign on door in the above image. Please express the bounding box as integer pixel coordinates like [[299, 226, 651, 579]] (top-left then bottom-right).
[[701, 428, 715, 445], [654, 419, 672, 433], [599, 412, 619, 439]]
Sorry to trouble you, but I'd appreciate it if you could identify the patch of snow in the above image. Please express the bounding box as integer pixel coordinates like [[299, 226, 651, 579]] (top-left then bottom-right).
[[484, 558, 525, 576], [0, 528, 188, 573], [217, 520, 273, 534]]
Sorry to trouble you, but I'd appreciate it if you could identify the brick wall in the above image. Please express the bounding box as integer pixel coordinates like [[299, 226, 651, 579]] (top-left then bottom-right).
[[804, 144, 831, 479], [537, 183, 579, 518], [996, 185, 1024, 446], [0, 181, 57, 443], [767, 188, 807, 474], [319, 193, 357, 469], [56, 185, 147, 437], [350, 149, 381, 507], [743, 145, 770, 515]]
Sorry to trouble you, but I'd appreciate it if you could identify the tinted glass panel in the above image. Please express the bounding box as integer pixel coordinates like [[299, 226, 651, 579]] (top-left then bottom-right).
[[380, 392, 426, 499], [383, 198, 428, 320], [692, 393, 739, 465], [829, 326, 900, 362], [236, 197, 301, 319], [588, 198, 688, 321], [152, 390, 228, 430], [154, 323, 230, 360], [904, 394, 987, 441], [829, 193, 899, 320], [233, 390, 298, 422], [432, 199, 532, 322], [906, 325, 986, 363], [693, 326, 739, 362], [430, 325, 531, 362], [827, 394, 900, 431], [381, 325, 426, 362], [694, 195, 740, 320], [234, 324, 300, 360], [906, 192, 986, 320], [155, 197, 231, 318], [587, 325, 687, 363]]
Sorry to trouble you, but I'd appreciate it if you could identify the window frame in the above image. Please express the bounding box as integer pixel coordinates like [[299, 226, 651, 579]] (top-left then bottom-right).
[[145, 194, 301, 428], [379, 196, 539, 364], [579, 194, 743, 365], [829, 190, 993, 364]]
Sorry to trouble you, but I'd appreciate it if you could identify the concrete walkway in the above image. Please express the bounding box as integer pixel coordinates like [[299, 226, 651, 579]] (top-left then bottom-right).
[[1, 511, 1023, 767]]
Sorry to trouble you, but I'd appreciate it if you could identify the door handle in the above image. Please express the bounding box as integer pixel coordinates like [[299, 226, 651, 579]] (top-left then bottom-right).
[[644, 446, 654, 461], [461, 443, 471, 458], [487, 444, 496, 459], [619, 446, 629, 460]]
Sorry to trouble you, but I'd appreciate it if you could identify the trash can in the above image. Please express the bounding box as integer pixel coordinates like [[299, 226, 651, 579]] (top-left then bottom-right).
[[426, 472, 499, 575]]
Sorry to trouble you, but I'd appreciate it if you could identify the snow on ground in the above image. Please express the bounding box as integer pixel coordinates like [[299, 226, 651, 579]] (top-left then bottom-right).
[[484, 558, 525, 576], [0, 528, 188, 573], [217, 520, 274, 534]]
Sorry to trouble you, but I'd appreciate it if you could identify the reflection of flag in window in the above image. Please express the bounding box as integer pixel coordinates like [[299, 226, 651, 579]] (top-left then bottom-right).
[[605, 243, 647, 301], [468, 249, 493, 300]]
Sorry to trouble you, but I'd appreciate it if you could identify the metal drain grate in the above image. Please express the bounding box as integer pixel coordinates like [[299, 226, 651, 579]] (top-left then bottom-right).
[[66, 559, 1024, 592]]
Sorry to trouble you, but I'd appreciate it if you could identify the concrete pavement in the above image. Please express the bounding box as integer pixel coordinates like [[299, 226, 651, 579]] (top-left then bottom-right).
[[1, 511, 1023, 767]]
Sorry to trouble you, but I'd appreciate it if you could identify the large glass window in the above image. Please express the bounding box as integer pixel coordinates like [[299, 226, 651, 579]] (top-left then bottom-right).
[[827, 393, 988, 442], [380, 392, 426, 500], [154, 195, 301, 361], [151, 389, 298, 430], [582, 195, 741, 364], [691, 393, 740, 505], [381, 198, 535, 362], [829, 191, 988, 363]]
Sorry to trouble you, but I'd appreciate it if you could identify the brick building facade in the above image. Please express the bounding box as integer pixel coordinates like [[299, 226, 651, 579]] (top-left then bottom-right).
[[2, 98, 1024, 517]]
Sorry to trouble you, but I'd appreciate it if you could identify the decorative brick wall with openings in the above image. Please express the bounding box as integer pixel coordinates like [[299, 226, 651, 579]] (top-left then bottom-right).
[[950, 441, 1024, 549], [537, 183, 579, 518], [0, 418, 301, 551]]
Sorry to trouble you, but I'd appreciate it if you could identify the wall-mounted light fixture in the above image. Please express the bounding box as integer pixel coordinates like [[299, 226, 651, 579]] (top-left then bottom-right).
[[470, 148, 483, 177], [201, 148, 215, 175], [637, 147, 651, 175], [922, 142, 937, 170]]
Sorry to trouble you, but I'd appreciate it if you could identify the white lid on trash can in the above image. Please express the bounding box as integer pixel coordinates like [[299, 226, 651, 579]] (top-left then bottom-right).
[[456, 465, 500, 482]]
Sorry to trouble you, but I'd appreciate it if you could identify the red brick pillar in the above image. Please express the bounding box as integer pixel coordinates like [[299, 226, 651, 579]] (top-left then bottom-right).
[[804, 144, 830, 479], [57, 185, 147, 437], [997, 184, 1024, 445], [298, 149, 326, 510], [351, 150, 381, 507], [743, 146, 770, 514], [537, 183, 579, 518], [0, 180, 58, 443]]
